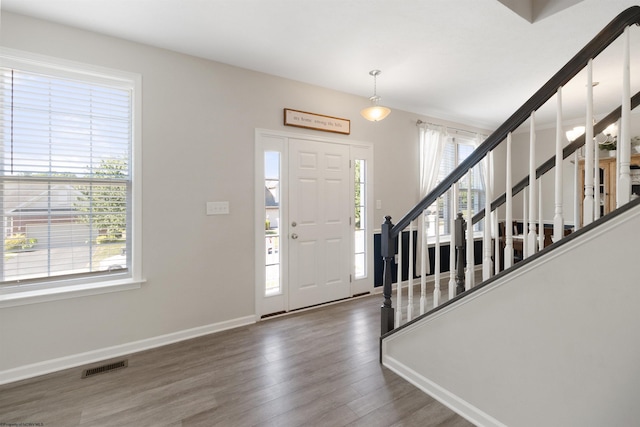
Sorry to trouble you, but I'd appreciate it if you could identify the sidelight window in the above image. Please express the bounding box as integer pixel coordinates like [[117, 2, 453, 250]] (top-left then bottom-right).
[[354, 159, 367, 279], [264, 151, 281, 296]]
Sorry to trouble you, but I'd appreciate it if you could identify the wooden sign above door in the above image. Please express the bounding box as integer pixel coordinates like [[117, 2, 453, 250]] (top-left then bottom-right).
[[284, 109, 350, 135]]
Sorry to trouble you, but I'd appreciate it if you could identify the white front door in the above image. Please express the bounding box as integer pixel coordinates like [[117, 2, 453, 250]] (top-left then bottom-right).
[[288, 139, 351, 310], [255, 129, 373, 318]]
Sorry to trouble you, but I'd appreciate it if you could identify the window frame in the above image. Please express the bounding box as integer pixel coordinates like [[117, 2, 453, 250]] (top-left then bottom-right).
[[428, 134, 486, 237], [0, 48, 144, 307]]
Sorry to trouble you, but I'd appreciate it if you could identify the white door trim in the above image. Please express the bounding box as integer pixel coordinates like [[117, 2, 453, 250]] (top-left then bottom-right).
[[254, 128, 374, 319]]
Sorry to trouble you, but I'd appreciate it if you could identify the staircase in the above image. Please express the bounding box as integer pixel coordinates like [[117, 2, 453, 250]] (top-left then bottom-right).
[[380, 6, 640, 426]]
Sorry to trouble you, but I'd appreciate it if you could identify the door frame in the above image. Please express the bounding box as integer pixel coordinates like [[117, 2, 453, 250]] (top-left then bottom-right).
[[254, 128, 374, 319]]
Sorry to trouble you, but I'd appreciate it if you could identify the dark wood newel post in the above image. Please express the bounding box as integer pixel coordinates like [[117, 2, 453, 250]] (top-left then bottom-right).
[[455, 213, 466, 296], [381, 216, 395, 337]]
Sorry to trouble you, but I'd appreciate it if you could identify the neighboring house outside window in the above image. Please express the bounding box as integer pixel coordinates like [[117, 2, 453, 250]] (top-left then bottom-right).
[[0, 48, 142, 303]]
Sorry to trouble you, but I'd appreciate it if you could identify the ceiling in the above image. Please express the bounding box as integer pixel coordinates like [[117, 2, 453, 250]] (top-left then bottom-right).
[[2, 0, 639, 130]]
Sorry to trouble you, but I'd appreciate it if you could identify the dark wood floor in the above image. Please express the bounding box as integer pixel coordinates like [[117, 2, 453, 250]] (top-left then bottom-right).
[[0, 294, 474, 426]]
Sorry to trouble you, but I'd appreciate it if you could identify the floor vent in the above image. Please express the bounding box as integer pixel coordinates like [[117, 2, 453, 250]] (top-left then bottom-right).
[[81, 359, 128, 379]]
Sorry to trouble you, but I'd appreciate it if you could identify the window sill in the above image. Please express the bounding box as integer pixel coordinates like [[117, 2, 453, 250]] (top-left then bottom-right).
[[0, 278, 146, 308]]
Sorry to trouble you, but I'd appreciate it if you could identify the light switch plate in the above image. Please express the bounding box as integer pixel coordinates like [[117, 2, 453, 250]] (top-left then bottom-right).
[[206, 201, 229, 215]]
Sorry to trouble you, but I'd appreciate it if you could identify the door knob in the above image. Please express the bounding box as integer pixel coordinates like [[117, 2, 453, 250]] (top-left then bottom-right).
[[291, 233, 298, 239]]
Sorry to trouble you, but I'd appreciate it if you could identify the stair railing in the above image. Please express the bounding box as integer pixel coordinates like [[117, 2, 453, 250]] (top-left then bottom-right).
[[381, 6, 640, 336]]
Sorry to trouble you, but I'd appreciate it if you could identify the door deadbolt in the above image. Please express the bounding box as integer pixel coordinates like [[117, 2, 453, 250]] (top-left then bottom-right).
[[291, 221, 297, 227]]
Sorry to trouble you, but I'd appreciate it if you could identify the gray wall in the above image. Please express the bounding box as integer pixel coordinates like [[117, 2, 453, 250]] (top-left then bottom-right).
[[383, 202, 640, 426], [0, 12, 489, 375]]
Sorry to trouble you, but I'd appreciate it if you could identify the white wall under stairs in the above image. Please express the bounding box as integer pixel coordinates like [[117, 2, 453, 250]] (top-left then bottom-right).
[[382, 201, 640, 427]]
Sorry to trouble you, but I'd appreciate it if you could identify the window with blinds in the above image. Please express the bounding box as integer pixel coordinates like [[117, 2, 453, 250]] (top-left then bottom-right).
[[427, 136, 485, 236], [0, 53, 136, 286]]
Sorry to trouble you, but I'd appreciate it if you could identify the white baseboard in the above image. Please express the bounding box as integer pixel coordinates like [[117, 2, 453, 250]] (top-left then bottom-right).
[[0, 315, 255, 385], [383, 354, 506, 427]]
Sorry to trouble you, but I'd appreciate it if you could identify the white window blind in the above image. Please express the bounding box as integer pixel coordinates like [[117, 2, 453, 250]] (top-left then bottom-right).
[[437, 136, 485, 234], [0, 61, 133, 285]]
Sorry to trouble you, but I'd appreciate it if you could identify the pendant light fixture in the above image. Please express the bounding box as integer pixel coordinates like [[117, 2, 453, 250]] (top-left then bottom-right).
[[565, 126, 585, 142], [360, 69, 391, 122]]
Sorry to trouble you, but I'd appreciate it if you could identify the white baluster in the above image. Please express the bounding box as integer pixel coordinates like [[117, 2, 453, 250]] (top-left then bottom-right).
[[505, 133, 514, 269], [420, 212, 427, 315], [395, 231, 402, 326], [523, 187, 528, 257], [619, 26, 631, 207], [490, 150, 498, 274], [466, 170, 474, 290], [434, 198, 441, 307], [574, 151, 581, 231], [538, 177, 544, 250], [483, 154, 492, 280], [583, 59, 595, 225], [407, 222, 414, 321], [449, 184, 457, 300], [554, 88, 565, 242], [493, 202, 500, 274], [527, 112, 538, 257], [595, 130, 601, 220]]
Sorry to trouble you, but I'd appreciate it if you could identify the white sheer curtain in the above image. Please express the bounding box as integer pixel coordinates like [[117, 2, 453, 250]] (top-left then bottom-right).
[[417, 124, 446, 275], [420, 125, 447, 199]]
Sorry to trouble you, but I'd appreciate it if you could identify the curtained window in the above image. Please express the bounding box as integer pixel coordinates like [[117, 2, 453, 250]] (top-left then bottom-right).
[[420, 126, 486, 237]]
